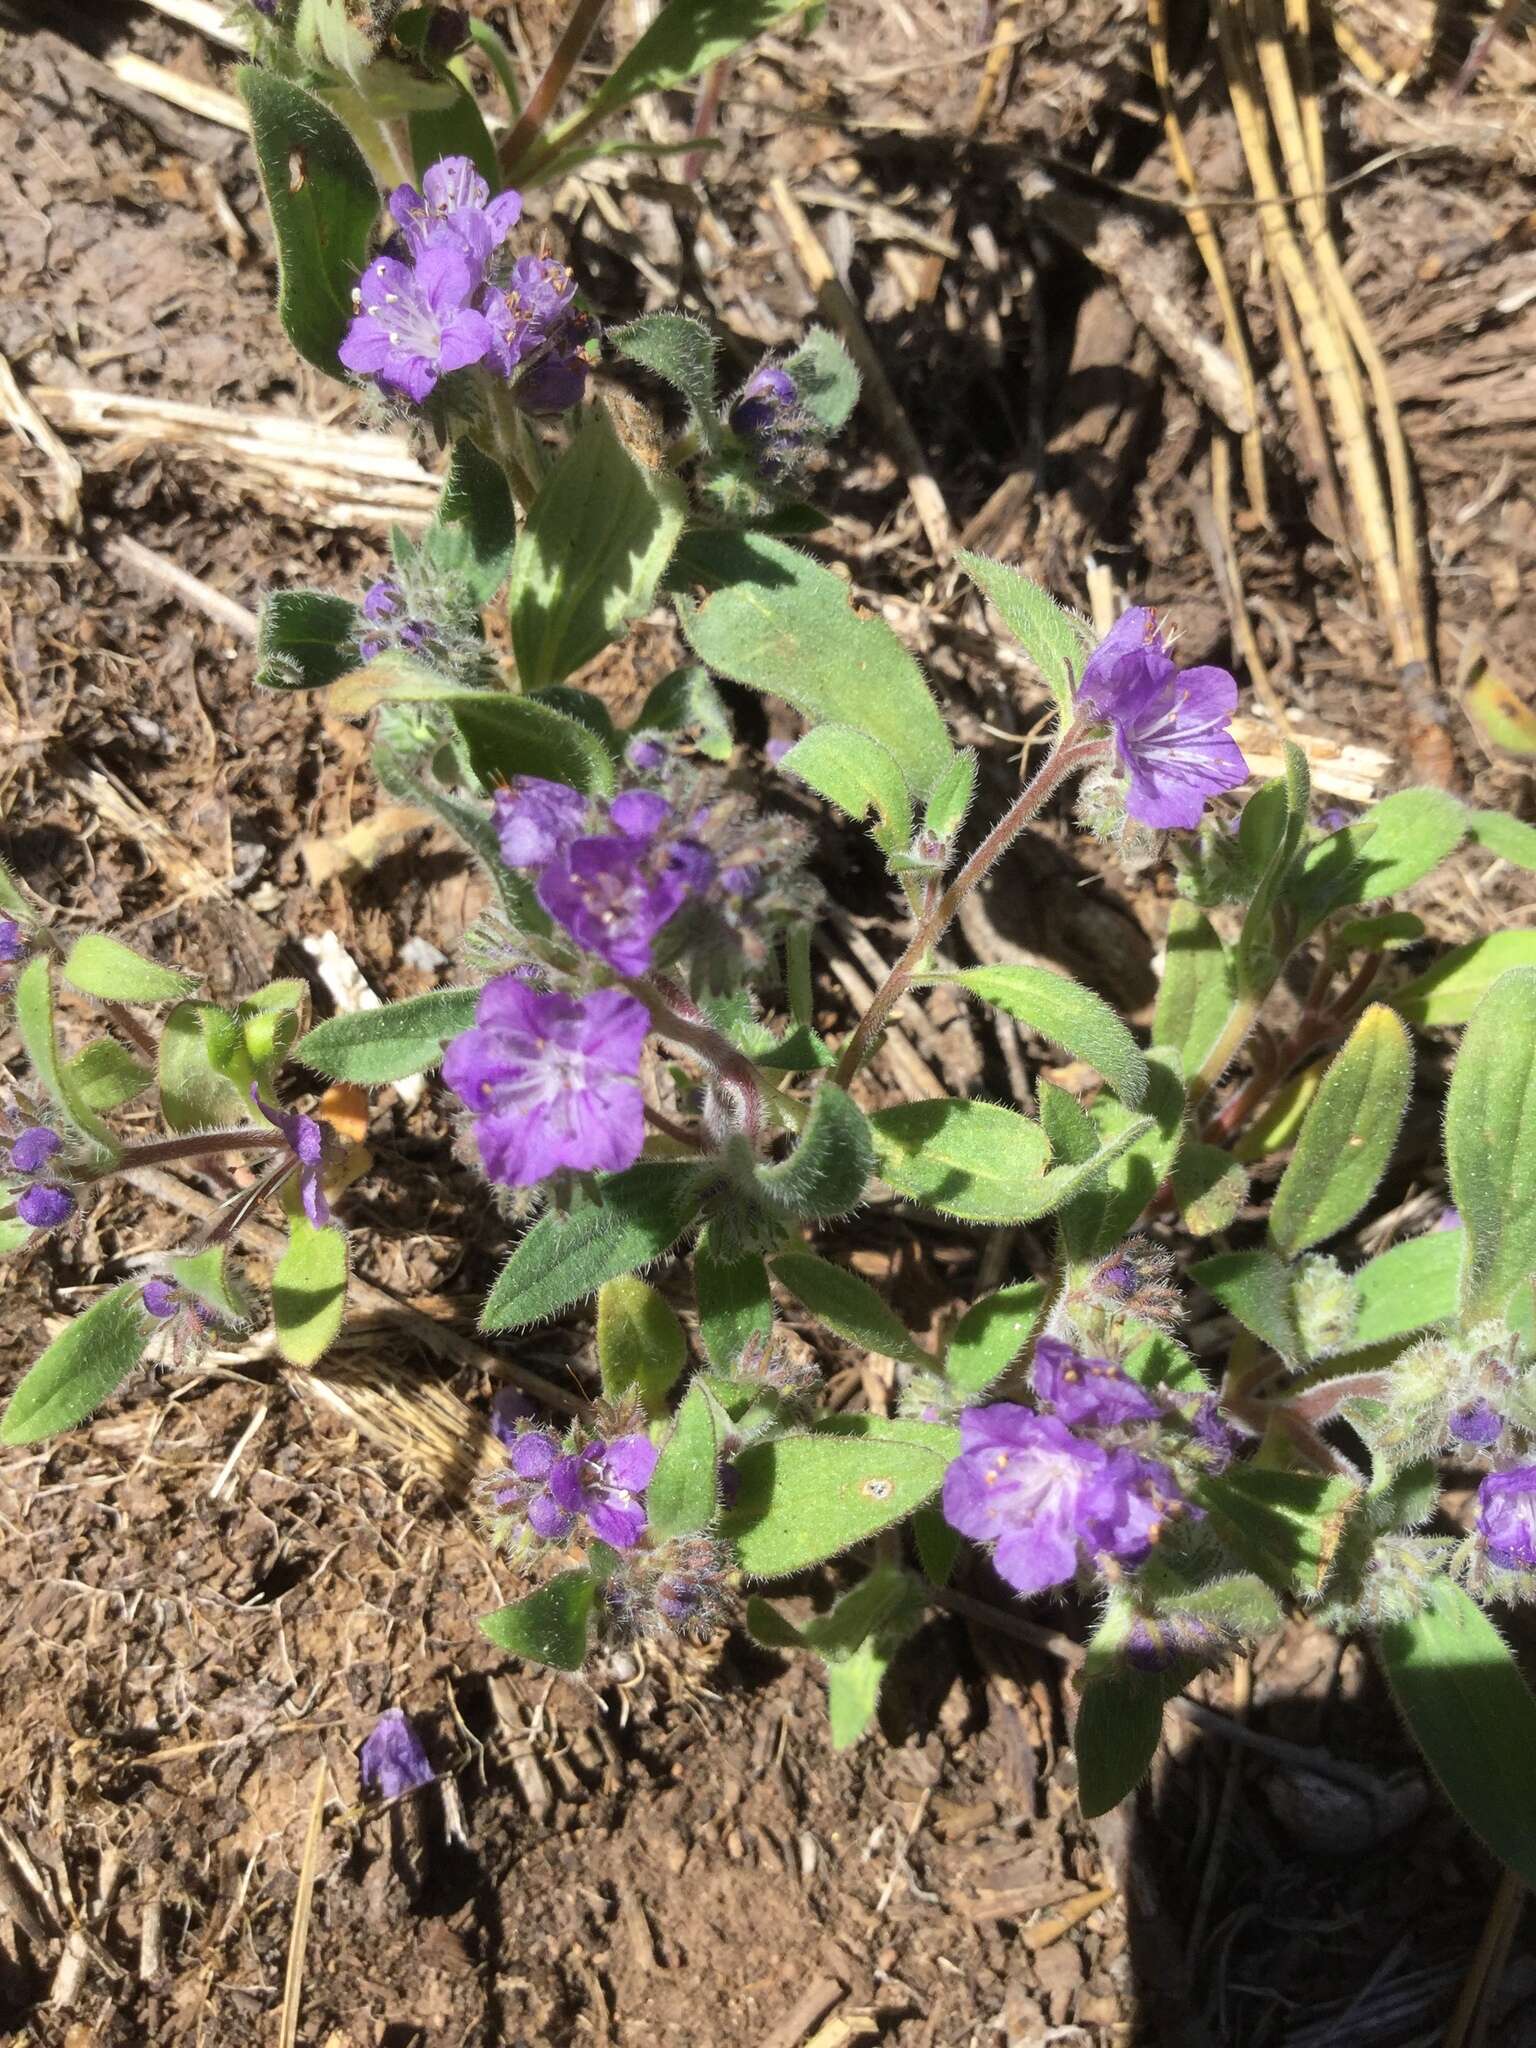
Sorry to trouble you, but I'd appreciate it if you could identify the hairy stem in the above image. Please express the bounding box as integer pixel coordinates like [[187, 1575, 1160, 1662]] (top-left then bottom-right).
[[92, 1128, 288, 1178], [832, 734, 1103, 1088], [627, 976, 766, 1139]]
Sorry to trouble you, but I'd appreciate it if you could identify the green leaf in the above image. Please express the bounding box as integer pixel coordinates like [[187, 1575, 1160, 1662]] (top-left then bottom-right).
[[694, 1228, 773, 1370], [945, 1281, 1048, 1398], [12, 956, 116, 1153], [677, 531, 952, 798], [747, 1565, 925, 1747], [158, 1001, 252, 1133], [1346, 1229, 1463, 1352], [785, 327, 860, 435], [779, 725, 912, 855], [0, 1218, 35, 1256], [1154, 902, 1234, 1077], [632, 664, 734, 762], [1379, 1579, 1536, 1886], [1058, 1051, 1185, 1258], [1236, 745, 1311, 994], [1191, 1248, 1301, 1361], [826, 1653, 887, 1749], [420, 438, 518, 607], [646, 1380, 721, 1538], [508, 406, 687, 690], [722, 1432, 948, 1577], [612, 312, 721, 447], [528, 0, 809, 171], [933, 965, 1147, 1107], [1467, 809, 1536, 872], [272, 1217, 348, 1367], [869, 1099, 1050, 1223], [236, 69, 380, 375], [956, 553, 1091, 721], [1336, 911, 1426, 953], [480, 1164, 701, 1332], [771, 1249, 929, 1366], [1445, 966, 1536, 1327], [1074, 1672, 1164, 1818], [922, 748, 977, 845], [596, 1275, 688, 1413], [1295, 788, 1466, 914], [480, 1570, 594, 1671], [167, 1245, 250, 1326], [913, 1505, 962, 1585], [755, 1084, 873, 1221], [0, 1282, 151, 1444], [296, 987, 481, 1084], [63, 1040, 153, 1113], [1393, 932, 1536, 1030], [1269, 1006, 1412, 1259], [254, 590, 360, 691], [61, 934, 197, 1006], [373, 734, 543, 932], [1195, 1468, 1359, 1600], [447, 689, 616, 796]]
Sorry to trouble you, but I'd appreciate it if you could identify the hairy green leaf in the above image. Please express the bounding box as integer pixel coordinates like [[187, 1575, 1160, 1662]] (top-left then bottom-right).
[[945, 1281, 1048, 1398], [272, 1217, 348, 1367], [956, 553, 1091, 720], [1445, 966, 1536, 1327], [1191, 1248, 1301, 1361], [254, 590, 360, 691], [755, 1084, 872, 1221], [0, 1282, 151, 1444], [596, 1275, 688, 1414], [296, 987, 481, 1084], [1154, 902, 1234, 1076], [421, 438, 518, 606], [1394, 931, 1536, 1030], [771, 1249, 929, 1366], [1269, 1006, 1412, 1259], [1074, 1671, 1164, 1817], [780, 725, 912, 854], [481, 1164, 701, 1331], [933, 964, 1147, 1107], [785, 327, 860, 434], [646, 1380, 720, 1538], [612, 312, 721, 446], [480, 1570, 595, 1670], [722, 1431, 948, 1576], [869, 1099, 1050, 1223], [62, 934, 197, 1006]]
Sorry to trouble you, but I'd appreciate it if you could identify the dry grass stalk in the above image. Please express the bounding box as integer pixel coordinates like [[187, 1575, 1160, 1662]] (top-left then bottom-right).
[[133, 0, 248, 53], [277, 1766, 329, 2048], [767, 176, 953, 558], [0, 351, 83, 532], [1194, 436, 1290, 728], [111, 533, 258, 640], [29, 384, 440, 527], [1145, 0, 1271, 523], [105, 50, 248, 132]]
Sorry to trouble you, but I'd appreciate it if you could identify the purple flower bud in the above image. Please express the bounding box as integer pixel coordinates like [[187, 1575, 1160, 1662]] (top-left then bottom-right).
[[514, 329, 591, 414], [442, 977, 649, 1186], [1031, 1334, 1160, 1430], [359, 1708, 434, 1801], [1077, 609, 1248, 830], [1317, 807, 1352, 833], [765, 738, 793, 765], [142, 1277, 181, 1320], [362, 579, 402, 623], [720, 863, 760, 900], [17, 1183, 74, 1230], [0, 920, 27, 964], [1451, 1400, 1504, 1449], [1477, 1465, 1536, 1570], [492, 777, 588, 869], [490, 1385, 538, 1447], [548, 1433, 659, 1550], [386, 157, 522, 269], [625, 736, 668, 774], [10, 1127, 62, 1175], [1436, 1206, 1463, 1232]]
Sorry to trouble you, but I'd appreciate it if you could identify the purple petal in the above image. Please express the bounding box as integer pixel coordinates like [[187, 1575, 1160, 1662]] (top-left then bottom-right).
[[338, 317, 392, 374], [510, 1429, 560, 1480], [10, 1126, 62, 1174], [992, 1522, 1079, 1597], [358, 1707, 434, 1800], [587, 1495, 648, 1549], [526, 1491, 577, 1541], [602, 1434, 660, 1493]]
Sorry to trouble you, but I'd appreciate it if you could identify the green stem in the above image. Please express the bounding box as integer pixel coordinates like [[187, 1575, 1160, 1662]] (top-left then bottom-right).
[[467, 17, 524, 118], [831, 733, 1104, 1089], [1187, 992, 1265, 1113], [477, 383, 543, 514], [497, 0, 615, 181]]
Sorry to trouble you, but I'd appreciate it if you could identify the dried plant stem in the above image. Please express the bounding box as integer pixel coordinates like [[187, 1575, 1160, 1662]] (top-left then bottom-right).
[[1146, 0, 1270, 524], [833, 735, 1102, 1087]]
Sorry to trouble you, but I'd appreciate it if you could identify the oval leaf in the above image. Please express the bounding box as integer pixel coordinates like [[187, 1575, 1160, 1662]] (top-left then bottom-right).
[[480, 1570, 595, 1671], [272, 1217, 349, 1367], [1154, 901, 1234, 1077], [1074, 1672, 1164, 1818], [481, 1164, 701, 1332], [645, 1379, 720, 1539], [721, 1431, 949, 1577], [296, 988, 482, 1084], [945, 1281, 1048, 1398], [779, 724, 912, 853], [771, 1249, 929, 1367], [1268, 1006, 1412, 1259], [869, 1100, 1049, 1223], [1445, 966, 1536, 1328], [1, 1282, 151, 1444], [1393, 931, 1536, 1030], [936, 965, 1147, 1107], [596, 1274, 688, 1412], [957, 553, 1091, 720]]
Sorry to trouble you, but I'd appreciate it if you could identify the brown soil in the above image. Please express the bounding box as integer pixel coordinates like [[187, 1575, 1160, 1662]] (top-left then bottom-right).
[[2, 2, 1535, 2043]]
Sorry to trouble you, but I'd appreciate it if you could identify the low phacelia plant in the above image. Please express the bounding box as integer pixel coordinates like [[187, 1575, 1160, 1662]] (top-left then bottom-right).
[[6, 0, 1536, 1883]]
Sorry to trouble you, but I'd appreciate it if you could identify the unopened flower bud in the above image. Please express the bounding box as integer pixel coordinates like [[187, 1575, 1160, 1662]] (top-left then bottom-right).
[[1290, 1253, 1360, 1359]]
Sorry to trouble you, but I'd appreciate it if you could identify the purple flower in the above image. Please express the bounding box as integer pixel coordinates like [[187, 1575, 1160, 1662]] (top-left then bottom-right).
[[548, 1433, 659, 1550], [17, 1183, 73, 1230], [625, 736, 668, 774], [490, 1385, 538, 1448], [491, 1427, 576, 1540], [338, 249, 494, 404], [359, 1708, 434, 1801], [731, 363, 797, 439], [1077, 608, 1248, 830], [1093, 1447, 1183, 1570], [142, 1277, 181, 1320], [1477, 1466, 1536, 1570], [1317, 807, 1353, 833], [387, 157, 522, 267], [942, 1406, 1113, 1598], [537, 833, 692, 975], [484, 254, 578, 378], [513, 326, 591, 414], [441, 977, 649, 1186], [493, 777, 589, 869], [1450, 1399, 1503, 1449], [251, 1086, 331, 1228], [1031, 1335, 1160, 1429], [0, 919, 27, 964], [765, 738, 794, 765], [1436, 1205, 1463, 1232]]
